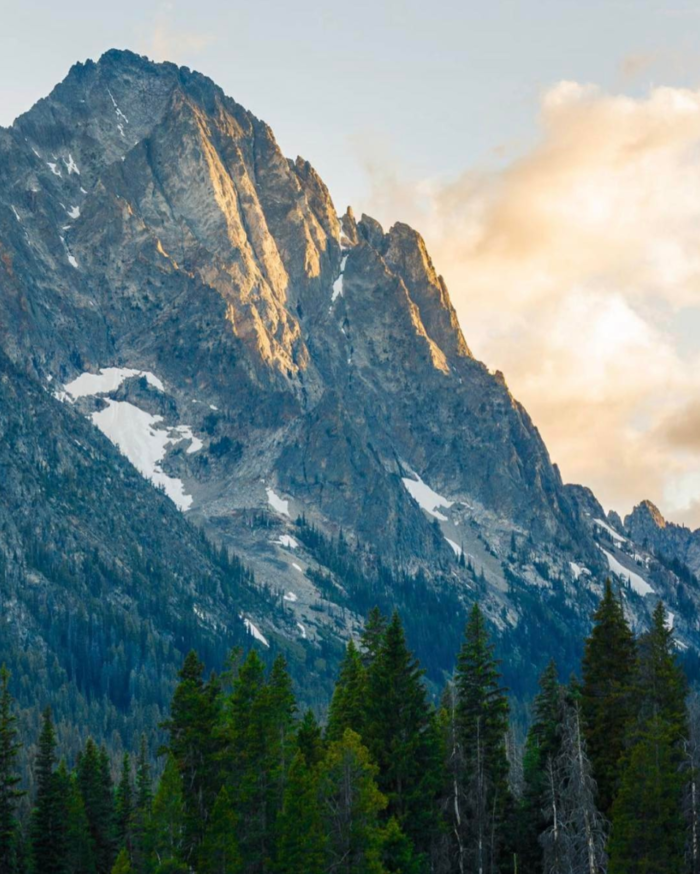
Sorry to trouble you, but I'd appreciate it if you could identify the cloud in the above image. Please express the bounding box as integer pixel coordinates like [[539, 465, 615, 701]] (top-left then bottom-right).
[[359, 80, 700, 528], [138, 3, 214, 63]]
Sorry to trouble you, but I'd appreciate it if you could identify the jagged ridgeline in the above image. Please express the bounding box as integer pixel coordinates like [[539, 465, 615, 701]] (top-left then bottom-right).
[[1, 49, 700, 750]]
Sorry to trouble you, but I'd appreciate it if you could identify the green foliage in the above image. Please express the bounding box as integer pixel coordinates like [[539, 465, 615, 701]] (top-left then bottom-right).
[[29, 708, 66, 874], [581, 579, 638, 817], [198, 788, 241, 874], [0, 667, 24, 874]]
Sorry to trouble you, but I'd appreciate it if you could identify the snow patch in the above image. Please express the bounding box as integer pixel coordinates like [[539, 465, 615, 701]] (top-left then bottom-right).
[[63, 154, 80, 175], [266, 488, 290, 517], [274, 535, 298, 549], [67, 254, 79, 269], [402, 474, 453, 521], [445, 538, 463, 556], [292, 563, 303, 572], [173, 425, 203, 454], [66, 205, 81, 219], [242, 617, 269, 647], [283, 591, 298, 602], [601, 548, 654, 597], [91, 400, 193, 511], [47, 162, 61, 177], [331, 254, 348, 302], [594, 518, 626, 544], [10, 206, 20, 222], [65, 367, 164, 399], [297, 622, 307, 639]]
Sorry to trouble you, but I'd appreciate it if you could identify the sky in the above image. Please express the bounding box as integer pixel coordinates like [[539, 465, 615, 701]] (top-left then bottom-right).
[[3, 0, 700, 528]]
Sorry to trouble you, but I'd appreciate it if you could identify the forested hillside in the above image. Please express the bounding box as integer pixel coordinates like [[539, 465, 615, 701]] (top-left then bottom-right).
[[0, 587, 695, 874]]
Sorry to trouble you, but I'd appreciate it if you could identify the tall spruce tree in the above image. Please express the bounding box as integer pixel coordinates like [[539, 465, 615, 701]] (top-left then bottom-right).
[[453, 603, 511, 874], [516, 661, 564, 874], [66, 769, 98, 874], [581, 580, 637, 817], [608, 601, 688, 874], [275, 750, 325, 874], [131, 736, 152, 874], [608, 716, 685, 874], [364, 611, 443, 863], [162, 651, 222, 863], [326, 641, 367, 743], [0, 667, 24, 874], [77, 739, 116, 874], [360, 608, 388, 667], [115, 753, 133, 851], [30, 707, 67, 874], [147, 756, 186, 873], [198, 787, 241, 874]]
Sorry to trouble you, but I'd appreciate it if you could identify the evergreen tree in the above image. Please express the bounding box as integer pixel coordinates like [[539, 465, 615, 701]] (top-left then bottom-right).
[[275, 750, 325, 874], [380, 817, 422, 874], [198, 787, 241, 874], [326, 641, 367, 743], [296, 710, 325, 769], [65, 771, 97, 874], [360, 608, 388, 667], [580, 580, 637, 817], [318, 729, 387, 874], [608, 716, 685, 874], [364, 611, 443, 862], [131, 736, 152, 874], [115, 753, 133, 851], [223, 650, 296, 874], [636, 601, 687, 742], [0, 666, 24, 874], [30, 707, 67, 874], [516, 661, 564, 874], [453, 603, 511, 874], [147, 757, 185, 873], [76, 739, 116, 874], [608, 601, 688, 873], [162, 651, 222, 863]]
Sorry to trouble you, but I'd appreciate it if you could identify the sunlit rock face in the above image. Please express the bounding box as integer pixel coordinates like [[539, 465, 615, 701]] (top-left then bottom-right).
[[2, 49, 699, 701]]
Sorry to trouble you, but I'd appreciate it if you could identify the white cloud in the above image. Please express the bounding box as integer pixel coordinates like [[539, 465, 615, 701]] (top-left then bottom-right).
[[360, 81, 700, 528]]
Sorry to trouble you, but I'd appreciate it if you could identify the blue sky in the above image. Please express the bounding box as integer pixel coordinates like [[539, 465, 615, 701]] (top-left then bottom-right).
[[3, 0, 700, 525]]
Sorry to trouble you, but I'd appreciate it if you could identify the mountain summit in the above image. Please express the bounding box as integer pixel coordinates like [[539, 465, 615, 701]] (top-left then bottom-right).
[[1, 50, 698, 737]]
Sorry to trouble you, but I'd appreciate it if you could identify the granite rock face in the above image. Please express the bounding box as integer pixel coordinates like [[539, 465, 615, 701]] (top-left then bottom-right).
[[2, 50, 699, 720]]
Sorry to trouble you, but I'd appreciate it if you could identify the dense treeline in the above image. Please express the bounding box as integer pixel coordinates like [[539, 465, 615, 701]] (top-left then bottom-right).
[[0, 582, 697, 873]]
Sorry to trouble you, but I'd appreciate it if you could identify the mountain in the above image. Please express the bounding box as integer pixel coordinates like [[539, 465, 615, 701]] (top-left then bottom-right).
[[1, 49, 699, 744]]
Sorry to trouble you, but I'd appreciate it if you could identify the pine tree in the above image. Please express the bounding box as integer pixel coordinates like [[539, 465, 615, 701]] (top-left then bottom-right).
[[296, 710, 325, 769], [131, 736, 152, 874], [516, 661, 564, 874], [636, 601, 687, 742], [66, 771, 98, 874], [380, 817, 422, 874], [77, 739, 116, 874], [30, 707, 67, 874], [198, 787, 241, 874], [608, 716, 685, 874], [115, 753, 133, 851], [0, 666, 24, 874], [608, 601, 688, 873], [162, 651, 222, 863], [580, 580, 637, 818], [360, 608, 388, 667], [453, 603, 511, 874], [275, 750, 325, 874], [147, 756, 185, 872], [364, 611, 443, 862], [317, 729, 387, 874], [326, 641, 368, 743]]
